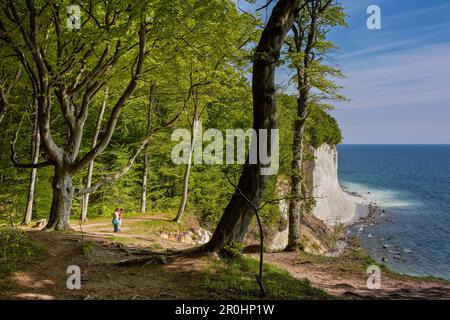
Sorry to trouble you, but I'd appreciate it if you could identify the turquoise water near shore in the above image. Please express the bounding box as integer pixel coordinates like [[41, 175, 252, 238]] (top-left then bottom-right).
[[337, 145, 450, 281]]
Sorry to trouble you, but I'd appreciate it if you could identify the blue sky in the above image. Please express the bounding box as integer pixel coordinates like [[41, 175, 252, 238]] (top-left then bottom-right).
[[235, 0, 450, 144]]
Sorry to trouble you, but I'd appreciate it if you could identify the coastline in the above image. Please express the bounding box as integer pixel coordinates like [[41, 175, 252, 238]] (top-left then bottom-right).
[[340, 186, 375, 227], [337, 185, 449, 283]]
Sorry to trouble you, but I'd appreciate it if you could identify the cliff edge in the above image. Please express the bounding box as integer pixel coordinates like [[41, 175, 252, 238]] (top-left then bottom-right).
[[304, 143, 367, 226], [266, 143, 367, 252]]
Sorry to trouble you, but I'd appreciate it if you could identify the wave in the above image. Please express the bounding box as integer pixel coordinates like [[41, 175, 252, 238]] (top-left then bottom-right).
[[340, 181, 422, 208]]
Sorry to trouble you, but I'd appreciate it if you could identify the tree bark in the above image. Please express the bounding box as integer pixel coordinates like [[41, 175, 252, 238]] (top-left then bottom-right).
[[23, 106, 40, 225], [46, 164, 74, 230], [80, 87, 108, 222], [174, 91, 199, 223], [287, 4, 322, 250], [140, 84, 155, 213], [1, 3, 147, 230], [286, 92, 308, 249], [203, 0, 299, 252], [140, 153, 150, 213]]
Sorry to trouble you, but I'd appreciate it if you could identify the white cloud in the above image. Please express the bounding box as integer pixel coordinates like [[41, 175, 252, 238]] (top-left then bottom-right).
[[337, 43, 450, 110]]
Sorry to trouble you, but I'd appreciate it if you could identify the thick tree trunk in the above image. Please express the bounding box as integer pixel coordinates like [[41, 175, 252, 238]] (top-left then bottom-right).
[[80, 88, 108, 222], [139, 85, 155, 213], [203, 0, 299, 252], [46, 165, 74, 230], [174, 92, 199, 223], [23, 109, 41, 225]]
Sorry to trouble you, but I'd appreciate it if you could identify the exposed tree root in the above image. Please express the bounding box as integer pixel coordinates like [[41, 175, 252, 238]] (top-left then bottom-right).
[[113, 254, 172, 267], [110, 245, 215, 267]]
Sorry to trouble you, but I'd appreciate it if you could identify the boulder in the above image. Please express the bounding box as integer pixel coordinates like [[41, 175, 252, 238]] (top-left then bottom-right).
[[34, 219, 46, 229], [266, 229, 288, 252], [190, 227, 212, 244], [177, 231, 197, 245]]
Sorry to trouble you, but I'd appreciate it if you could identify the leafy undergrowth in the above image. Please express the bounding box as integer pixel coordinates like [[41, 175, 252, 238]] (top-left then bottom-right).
[[203, 256, 333, 300], [0, 227, 42, 275]]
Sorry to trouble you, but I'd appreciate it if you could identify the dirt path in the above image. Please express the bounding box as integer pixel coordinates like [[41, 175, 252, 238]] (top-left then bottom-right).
[[260, 252, 450, 299], [0, 231, 210, 300], [77, 215, 196, 250], [1, 215, 449, 300]]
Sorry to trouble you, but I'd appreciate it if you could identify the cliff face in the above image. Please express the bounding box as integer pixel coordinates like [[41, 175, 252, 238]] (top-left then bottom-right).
[[304, 143, 357, 226], [266, 143, 359, 252]]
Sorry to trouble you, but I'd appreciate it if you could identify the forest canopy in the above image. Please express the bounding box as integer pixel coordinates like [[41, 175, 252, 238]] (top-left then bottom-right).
[[0, 0, 344, 236]]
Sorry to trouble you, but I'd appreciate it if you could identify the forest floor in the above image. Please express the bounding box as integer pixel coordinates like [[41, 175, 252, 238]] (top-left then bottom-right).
[[0, 213, 449, 300]]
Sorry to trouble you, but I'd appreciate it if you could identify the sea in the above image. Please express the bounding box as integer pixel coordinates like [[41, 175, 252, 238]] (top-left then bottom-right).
[[337, 144, 450, 281]]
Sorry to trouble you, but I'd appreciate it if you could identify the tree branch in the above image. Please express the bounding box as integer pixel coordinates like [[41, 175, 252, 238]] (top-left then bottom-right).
[[0, 67, 21, 123], [71, 21, 147, 173], [74, 102, 184, 196], [74, 134, 151, 195], [10, 115, 53, 168]]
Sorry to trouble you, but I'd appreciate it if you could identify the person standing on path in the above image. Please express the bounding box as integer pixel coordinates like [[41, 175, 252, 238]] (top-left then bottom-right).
[[112, 208, 119, 233], [118, 208, 124, 232]]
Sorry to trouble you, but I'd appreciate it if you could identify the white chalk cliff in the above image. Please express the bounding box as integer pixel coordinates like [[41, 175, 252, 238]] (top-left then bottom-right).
[[304, 143, 362, 226], [266, 143, 365, 252]]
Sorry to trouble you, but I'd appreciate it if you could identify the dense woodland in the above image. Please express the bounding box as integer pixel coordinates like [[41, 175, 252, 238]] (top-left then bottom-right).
[[0, 0, 344, 251], [2, 1, 450, 302]]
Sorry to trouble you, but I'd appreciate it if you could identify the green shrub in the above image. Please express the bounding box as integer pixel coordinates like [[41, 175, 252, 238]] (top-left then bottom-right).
[[0, 227, 39, 274], [222, 241, 244, 258], [82, 241, 94, 256], [203, 256, 333, 299]]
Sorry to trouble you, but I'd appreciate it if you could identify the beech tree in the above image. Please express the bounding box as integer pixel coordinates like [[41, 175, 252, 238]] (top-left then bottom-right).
[[0, 0, 148, 229], [139, 84, 155, 213], [23, 97, 40, 225], [80, 87, 109, 222], [285, 0, 346, 250], [169, 1, 258, 223], [204, 0, 302, 252]]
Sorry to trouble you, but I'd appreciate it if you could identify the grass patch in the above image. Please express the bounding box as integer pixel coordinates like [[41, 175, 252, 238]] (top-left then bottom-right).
[[150, 242, 163, 250], [130, 219, 183, 236], [203, 256, 333, 300], [82, 241, 94, 256], [297, 250, 333, 264], [106, 236, 139, 245], [401, 274, 450, 285], [0, 227, 41, 275]]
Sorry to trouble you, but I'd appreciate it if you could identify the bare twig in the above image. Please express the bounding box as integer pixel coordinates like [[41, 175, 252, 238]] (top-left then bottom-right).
[[224, 172, 266, 297]]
